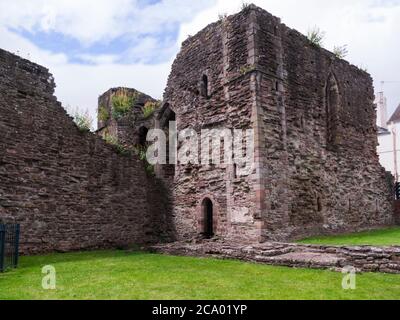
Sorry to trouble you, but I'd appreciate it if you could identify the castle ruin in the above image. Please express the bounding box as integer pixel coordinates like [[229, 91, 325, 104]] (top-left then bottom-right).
[[0, 5, 396, 253]]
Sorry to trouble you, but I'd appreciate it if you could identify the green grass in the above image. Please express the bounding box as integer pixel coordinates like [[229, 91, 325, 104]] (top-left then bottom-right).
[[298, 227, 400, 246], [0, 250, 399, 300]]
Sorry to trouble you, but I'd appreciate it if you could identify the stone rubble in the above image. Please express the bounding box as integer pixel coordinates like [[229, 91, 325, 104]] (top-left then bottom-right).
[[149, 240, 400, 274]]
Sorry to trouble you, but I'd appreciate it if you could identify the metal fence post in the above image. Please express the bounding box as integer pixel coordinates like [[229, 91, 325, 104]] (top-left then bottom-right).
[[14, 224, 20, 268], [0, 225, 5, 272]]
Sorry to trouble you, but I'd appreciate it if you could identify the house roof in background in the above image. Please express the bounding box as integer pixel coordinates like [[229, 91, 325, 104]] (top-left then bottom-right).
[[388, 104, 400, 124], [378, 126, 390, 135]]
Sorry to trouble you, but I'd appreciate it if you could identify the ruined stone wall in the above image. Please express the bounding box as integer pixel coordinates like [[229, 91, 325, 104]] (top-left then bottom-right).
[[252, 6, 394, 240], [394, 200, 400, 225], [162, 5, 394, 243], [163, 12, 260, 242], [0, 49, 170, 254], [151, 241, 400, 275], [97, 87, 156, 148]]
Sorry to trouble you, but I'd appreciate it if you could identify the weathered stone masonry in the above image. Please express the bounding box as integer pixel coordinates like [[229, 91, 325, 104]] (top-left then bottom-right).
[[0, 49, 172, 254], [97, 87, 157, 148], [0, 4, 396, 256], [151, 241, 400, 275], [162, 5, 394, 243]]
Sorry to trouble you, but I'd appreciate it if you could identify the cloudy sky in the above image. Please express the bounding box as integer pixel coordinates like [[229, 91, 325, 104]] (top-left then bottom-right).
[[0, 0, 399, 125]]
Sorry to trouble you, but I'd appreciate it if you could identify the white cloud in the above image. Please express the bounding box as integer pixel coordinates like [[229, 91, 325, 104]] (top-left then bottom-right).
[[0, 26, 68, 66], [0, 0, 214, 127], [0, 25, 171, 121], [52, 61, 171, 114], [76, 54, 120, 65], [0, 0, 399, 127], [0, 0, 215, 45]]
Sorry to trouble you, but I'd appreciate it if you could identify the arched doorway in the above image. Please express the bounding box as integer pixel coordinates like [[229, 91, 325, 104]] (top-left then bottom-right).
[[201, 198, 214, 238]]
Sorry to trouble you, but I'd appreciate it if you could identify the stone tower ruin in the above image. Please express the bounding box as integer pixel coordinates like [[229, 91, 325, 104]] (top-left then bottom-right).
[[156, 5, 394, 242]]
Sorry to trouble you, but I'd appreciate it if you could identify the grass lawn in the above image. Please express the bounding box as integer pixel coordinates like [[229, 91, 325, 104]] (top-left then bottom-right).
[[0, 250, 399, 300], [298, 227, 400, 246]]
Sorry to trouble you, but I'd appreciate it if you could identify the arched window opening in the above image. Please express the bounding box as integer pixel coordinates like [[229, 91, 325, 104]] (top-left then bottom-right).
[[158, 103, 176, 129], [326, 73, 341, 148], [138, 126, 148, 147], [201, 198, 214, 239], [317, 196, 322, 212], [157, 103, 176, 180]]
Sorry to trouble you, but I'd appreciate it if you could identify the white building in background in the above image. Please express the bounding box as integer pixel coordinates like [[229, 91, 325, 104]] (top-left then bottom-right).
[[377, 92, 400, 181]]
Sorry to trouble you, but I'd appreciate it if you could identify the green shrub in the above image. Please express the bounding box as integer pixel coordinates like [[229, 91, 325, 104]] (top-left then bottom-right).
[[133, 146, 155, 176], [143, 101, 160, 119], [104, 133, 130, 155], [333, 45, 348, 59], [111, 90, 138, 119], [241, 1, 250, 11], [307, 26, 325, 47], [239, 64, 255, 75], [358, 64, 368, 73], [218, 12, 228, 21], [73, 109, 93, 132], [104, 133, 118, 145], [98, 105, 109, 122]]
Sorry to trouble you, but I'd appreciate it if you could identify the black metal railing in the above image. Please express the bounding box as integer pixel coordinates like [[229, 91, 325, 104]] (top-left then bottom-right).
[[0, 224, 20, 272], [396, 182, 400, 200]]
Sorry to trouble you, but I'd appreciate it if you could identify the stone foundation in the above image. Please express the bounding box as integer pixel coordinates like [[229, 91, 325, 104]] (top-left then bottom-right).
[[150, 241, 400, 274]]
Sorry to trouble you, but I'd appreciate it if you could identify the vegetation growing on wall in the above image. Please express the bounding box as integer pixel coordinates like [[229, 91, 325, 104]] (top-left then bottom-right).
[[103, 133, 130, 155], [112, 89, 138, 119], [307, 26, 325, 47], [240, 2, 250, 11], [333, 45, 348, 59], [239, 64, 255, 75], [102, 133, 155, 173], [98, 105, 109, 122], [143, 101, 161, 119], [358, 64, 368, 73], [218, 12, 228, 21], [134, 145, 155, 175], [73, 109, 93, 132]]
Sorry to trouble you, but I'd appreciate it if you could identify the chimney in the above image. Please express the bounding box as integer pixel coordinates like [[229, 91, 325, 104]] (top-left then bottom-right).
[[376, 92, 388, 129]]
